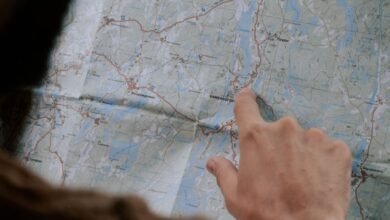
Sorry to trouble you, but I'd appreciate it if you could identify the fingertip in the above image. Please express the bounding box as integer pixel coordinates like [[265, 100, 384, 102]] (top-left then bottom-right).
[[206, 157, 238, 211], [234, 86, 264, 128], [207, 157, 238, 177]]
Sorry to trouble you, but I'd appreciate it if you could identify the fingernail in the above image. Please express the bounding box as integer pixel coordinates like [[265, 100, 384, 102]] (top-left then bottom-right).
[[207, 159, 216, 175]]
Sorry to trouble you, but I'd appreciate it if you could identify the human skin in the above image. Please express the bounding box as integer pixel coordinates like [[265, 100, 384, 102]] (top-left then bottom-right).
[[207, 87, 352, 220]]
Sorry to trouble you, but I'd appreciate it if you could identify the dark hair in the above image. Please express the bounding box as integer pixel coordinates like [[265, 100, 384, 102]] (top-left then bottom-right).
[[0, 0, 72, 154], [0, 0, 72, 92]]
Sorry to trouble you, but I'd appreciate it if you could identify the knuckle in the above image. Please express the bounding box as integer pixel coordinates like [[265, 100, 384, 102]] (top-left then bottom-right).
[[242, 122, 264, 139], [248, 122, 263, 133], [277, 116, 299, 130], [306, 128, 327, 139], [280, 116, 298, 126]]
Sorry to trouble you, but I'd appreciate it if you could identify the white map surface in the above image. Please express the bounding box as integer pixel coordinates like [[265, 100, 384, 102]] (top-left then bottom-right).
[[18, 0, 390, 219]]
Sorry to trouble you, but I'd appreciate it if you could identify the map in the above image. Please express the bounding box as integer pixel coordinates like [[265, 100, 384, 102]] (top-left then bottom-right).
[[18, 0, 389, 219]]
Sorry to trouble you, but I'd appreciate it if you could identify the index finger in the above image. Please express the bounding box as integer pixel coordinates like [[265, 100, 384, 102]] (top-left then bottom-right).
[[234, 87, 264, 131]]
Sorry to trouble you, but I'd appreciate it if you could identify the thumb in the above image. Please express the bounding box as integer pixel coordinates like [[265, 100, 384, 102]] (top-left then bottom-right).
[[207, 157, 238, 205]]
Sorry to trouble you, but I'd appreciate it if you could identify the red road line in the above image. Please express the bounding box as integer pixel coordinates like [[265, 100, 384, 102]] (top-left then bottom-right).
[[99, 0, 234, 34], [354, 106, 378, 220]]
